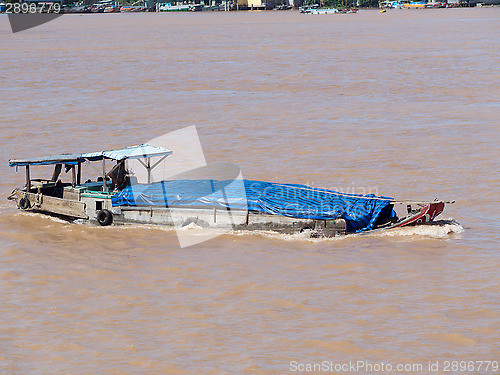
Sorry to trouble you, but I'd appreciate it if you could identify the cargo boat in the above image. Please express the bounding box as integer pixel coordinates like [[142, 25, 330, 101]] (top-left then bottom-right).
[[7, 144, 452, 237]]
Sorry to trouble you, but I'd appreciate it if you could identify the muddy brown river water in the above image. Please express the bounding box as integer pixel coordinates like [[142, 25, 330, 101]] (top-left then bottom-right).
[[0, 8, 499, 374]]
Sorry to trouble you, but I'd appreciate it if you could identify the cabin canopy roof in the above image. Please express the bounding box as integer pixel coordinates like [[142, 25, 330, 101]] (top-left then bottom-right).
[[82, 144, 173, 162], [8, 153, 83, 167], [9, 144, 173, 167]]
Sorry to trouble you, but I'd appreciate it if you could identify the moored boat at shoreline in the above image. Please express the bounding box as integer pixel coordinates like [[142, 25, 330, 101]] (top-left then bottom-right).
[[299, 5, 338, 13], [299, 5, 359, 14]]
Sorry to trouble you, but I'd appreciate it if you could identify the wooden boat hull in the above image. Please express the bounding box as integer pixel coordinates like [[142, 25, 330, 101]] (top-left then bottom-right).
[[11, 190, 88, 219], [9, 188, 448, 238], [9, 189, 347, 237]]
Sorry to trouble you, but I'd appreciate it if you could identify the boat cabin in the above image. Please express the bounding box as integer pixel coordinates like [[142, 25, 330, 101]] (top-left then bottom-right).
[[8, 144, 172, 222]]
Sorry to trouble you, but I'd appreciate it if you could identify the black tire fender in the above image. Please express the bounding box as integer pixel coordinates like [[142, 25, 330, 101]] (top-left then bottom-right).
[[19, 196, 30, 210], [97, 209, 113, 226]]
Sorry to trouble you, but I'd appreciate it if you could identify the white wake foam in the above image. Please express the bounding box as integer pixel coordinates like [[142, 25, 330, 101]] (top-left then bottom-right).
[[13, 211, 464, 242], [371, 219, 464, 239], [228, 219, 464, 242]]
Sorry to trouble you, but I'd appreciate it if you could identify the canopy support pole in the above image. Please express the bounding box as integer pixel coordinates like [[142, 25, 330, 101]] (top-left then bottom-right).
[[77, 161, 81, 186], [71, 166, 76, 188], [147, 158, 151, 184], [137, 155, 168, 184], [102, 159, 108, 192], [25, 165, 30, 192]]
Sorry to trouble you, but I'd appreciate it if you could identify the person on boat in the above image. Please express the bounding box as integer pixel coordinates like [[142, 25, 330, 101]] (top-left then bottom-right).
[[107, 161, 129, 191]]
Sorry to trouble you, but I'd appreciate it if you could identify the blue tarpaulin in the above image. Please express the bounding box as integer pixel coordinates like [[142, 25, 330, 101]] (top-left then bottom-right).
[[111, 179, 393, 232]]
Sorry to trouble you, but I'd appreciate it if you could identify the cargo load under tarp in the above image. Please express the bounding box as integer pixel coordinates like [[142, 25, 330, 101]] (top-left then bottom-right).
[[111, 179, 393, 232]]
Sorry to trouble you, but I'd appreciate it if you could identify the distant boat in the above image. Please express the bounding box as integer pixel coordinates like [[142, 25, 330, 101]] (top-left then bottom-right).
[[404, 1, 426, 8], [119, 0, 147, 11], [299, 5, 338, 13], [338, 7, 358, 13], [275, 4, 293, 9], [311, 8, 338, 13], [62, 5, 88, 13], [103, 5, 120, 12], [120, 5, 147, 11], [157, 3, 194, 11], [379, 0, 404, 8]]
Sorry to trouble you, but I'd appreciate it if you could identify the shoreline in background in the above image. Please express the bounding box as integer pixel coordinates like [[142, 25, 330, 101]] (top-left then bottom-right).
[[2, 0, 498, 15]]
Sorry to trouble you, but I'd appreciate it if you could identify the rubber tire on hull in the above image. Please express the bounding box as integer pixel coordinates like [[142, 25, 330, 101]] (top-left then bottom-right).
[[97, 209, 113, 226], [19, 197, 30, 210]]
